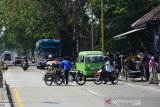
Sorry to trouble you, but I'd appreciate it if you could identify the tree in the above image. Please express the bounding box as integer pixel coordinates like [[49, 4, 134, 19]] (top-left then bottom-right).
[[0, 0, 90, 57], [92, 0, 160, 53], [2, 0, 158, 55]]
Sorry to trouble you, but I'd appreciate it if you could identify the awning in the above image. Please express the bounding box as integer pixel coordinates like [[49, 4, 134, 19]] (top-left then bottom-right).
[[113, 27, 146, 40]]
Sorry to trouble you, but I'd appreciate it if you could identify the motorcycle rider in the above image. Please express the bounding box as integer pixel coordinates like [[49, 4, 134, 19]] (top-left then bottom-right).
[[46, 55, 61, 71], [21, 56, 29, 66], [21, 56, 29, 70], [103, 55, 114, 84], [47, 55, 53, 61], [47, 54, 52, 61], [46, 55, 54, 70], [46, 55, 60, 65]]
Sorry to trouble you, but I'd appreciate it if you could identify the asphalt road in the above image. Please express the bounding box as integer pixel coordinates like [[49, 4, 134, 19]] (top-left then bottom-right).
[[3, 62, 160, 107]]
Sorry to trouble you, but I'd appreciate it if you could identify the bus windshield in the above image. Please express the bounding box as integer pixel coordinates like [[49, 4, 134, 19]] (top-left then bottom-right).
[[36, 39, 61, 59], [39, 48, 60, 57], [85, 55, 104, 63], [40, 42, 60, 47]]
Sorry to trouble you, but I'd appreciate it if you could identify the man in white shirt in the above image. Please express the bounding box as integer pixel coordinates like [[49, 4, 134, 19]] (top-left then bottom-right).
[[104, 60, 114, 84]]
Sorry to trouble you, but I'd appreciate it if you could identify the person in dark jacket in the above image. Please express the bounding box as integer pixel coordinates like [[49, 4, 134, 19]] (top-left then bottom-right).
[[61, 57, 72, 85]]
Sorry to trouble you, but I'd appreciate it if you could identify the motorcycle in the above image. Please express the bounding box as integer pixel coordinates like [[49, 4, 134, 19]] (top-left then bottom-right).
[[31, 59, 35, 63], [93, 69, 119, 85], [57, 71, 86, 85], [21, 61, 29, 71], [65, 70, 86, 85]]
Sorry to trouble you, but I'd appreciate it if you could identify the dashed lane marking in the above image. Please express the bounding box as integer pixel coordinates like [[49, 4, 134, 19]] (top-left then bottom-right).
[[81, 87, 121, 106], [81, 87, 98, 96]]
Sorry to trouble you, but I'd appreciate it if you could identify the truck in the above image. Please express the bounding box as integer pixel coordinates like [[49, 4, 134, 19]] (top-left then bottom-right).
[[3, 51, 12, 61]]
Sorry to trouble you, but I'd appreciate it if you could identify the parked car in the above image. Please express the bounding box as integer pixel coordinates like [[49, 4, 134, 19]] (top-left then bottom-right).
[[13, 56, 22, 66]]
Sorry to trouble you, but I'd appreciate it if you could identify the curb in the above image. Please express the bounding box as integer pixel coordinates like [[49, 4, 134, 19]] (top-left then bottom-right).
[[120, 80, 160, 92], [119, 75, 160, 86], [0, 80, 5, 106], [4, 81, 14, 107]]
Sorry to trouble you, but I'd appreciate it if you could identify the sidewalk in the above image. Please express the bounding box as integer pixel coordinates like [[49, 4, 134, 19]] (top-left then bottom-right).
[[0, 81, 11, 107], [119, 74, 160, 90]]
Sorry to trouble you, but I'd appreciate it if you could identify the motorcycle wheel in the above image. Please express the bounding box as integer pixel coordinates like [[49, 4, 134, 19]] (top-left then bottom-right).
[[93, 75, 103, 85], [23, 67, 27, 71], [44, 75, 53, 86], [75, 73, 86, 85], [56, 75, 63, 85], [112, 75, 118, 84]]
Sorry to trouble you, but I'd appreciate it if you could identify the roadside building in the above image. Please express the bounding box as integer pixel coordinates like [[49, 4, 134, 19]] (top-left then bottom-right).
[[113, 5, 160, 55]]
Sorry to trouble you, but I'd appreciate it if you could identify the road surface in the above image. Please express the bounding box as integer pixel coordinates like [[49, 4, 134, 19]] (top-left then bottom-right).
[[3, 62, 160, 107]]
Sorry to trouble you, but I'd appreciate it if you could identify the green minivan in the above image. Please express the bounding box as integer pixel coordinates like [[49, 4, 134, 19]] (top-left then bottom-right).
[[75, 51, 105, 77]]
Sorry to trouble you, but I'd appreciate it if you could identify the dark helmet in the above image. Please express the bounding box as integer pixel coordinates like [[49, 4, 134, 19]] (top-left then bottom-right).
[[64, 56, 69, 60], [103, 56, 109, 61]]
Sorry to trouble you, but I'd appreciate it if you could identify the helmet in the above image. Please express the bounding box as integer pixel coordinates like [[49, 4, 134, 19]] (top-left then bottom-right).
[[48, 55, 52, 58], [103, 56, 108, 61]]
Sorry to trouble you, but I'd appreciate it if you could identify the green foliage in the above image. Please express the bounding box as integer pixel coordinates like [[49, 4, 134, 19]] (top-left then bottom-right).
[[0, 0, 160, 55], [92, 0, 160, 53], [0, 0, 90, 56]]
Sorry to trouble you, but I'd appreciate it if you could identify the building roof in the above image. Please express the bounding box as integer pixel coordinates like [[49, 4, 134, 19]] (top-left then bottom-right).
[[132, 6, 160, 28], [112, 27, 146, 40]]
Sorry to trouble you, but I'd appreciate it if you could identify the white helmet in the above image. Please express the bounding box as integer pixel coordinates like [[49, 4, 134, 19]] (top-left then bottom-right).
[[48, 55, 52, 58]]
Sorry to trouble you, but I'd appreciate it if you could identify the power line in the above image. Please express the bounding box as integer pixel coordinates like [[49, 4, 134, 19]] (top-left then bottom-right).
[[104, 2, 156, 23]]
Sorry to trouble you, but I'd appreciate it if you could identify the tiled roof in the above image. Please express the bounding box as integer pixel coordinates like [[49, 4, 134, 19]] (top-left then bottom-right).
[[132, 6, 160, 28]]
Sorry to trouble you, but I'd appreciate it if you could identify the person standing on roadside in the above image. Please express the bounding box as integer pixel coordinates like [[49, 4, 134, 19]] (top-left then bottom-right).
[[141, 54, 150, 81], [61, 57, 72, 85], [148, 56, 159, 84]]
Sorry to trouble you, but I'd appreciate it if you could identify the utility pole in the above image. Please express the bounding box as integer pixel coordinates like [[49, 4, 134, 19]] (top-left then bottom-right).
[[90, 0, 94, 51], [101, 0, 104, 53]]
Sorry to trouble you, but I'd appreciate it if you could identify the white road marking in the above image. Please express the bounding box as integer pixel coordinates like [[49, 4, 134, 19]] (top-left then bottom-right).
[[81, 87, 98, 96], [87, 89, 98, 95]]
